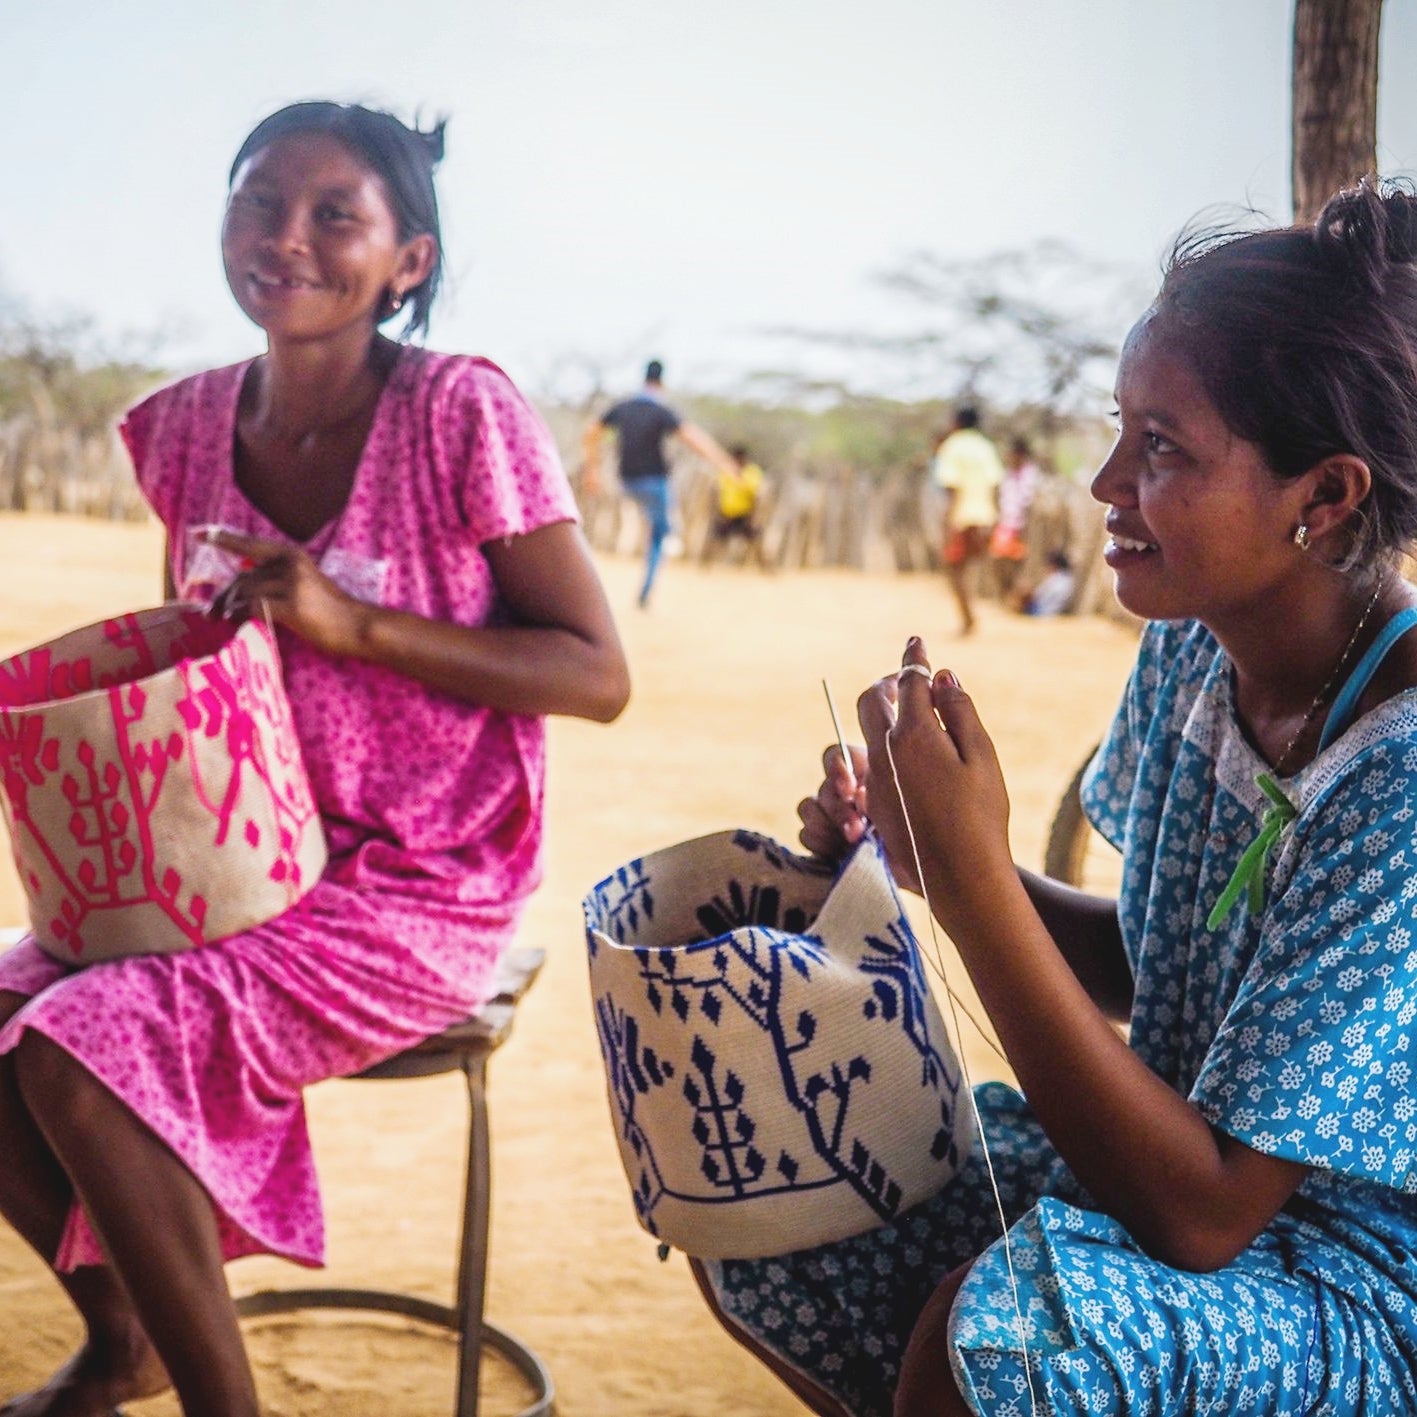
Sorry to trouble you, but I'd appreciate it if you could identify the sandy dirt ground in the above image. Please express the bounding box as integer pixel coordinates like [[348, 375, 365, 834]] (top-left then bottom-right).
[[0, 514, 1139, 1416]]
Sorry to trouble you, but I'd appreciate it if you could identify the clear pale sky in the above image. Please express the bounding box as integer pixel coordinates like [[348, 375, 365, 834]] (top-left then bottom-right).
[[3, 0, 1416, 398]]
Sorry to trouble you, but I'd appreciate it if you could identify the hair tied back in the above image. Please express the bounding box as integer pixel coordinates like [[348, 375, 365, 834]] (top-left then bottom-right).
[[1315, 178, 1417, 291], [416, 116, 448, 169]]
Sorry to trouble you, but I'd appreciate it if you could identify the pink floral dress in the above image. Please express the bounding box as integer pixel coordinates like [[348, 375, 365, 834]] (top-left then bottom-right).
[[0, 346, 578, 1269]]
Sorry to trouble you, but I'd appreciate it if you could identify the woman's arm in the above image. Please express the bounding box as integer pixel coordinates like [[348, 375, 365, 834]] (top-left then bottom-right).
[[206, 522, 631, 723], [1017, 869, 1132, 1024], [676, 421, 735, 473], [872, 642, 1308, 1273], [800, 724, 1133, 1022]]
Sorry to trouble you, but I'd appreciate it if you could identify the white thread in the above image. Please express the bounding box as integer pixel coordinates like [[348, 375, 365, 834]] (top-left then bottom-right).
[[884, 729, 1040, 1415]]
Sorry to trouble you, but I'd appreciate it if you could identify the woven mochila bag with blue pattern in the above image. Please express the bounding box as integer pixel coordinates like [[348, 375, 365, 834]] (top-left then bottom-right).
[[583, 829, 974, 1259]]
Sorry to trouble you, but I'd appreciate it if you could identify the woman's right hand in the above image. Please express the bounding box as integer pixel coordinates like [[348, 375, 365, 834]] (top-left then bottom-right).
[[797, 743, 869, 863]]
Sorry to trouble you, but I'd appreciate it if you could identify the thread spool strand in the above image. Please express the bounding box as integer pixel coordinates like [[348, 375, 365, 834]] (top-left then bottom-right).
[[884, 731, 1039, 1416]]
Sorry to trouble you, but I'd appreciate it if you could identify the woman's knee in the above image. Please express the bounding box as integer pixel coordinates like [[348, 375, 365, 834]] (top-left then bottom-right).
[[11, 1029, 96, 1122], [0, 990, 32, 1096], [895, 1263, 973, 1417]]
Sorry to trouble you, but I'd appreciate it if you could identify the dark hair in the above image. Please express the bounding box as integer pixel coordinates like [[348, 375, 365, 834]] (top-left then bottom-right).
[[645, 359, 665, 383], [730, 443, 750, 462], [1009, 435, 1032, 459], [1153, 178, 1417, 571], [229, 101, 446, 339], [955, 406, 980, 430]]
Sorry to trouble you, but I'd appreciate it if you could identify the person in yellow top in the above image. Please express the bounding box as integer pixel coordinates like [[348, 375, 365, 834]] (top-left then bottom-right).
[[702, 443, 768, 566], [932, 406, 1004, 634]]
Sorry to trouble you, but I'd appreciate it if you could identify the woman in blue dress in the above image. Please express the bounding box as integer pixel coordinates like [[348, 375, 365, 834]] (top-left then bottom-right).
[[694, 181, 1417, 1415]]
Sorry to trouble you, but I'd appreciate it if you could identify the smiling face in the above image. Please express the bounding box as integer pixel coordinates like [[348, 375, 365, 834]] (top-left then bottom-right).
[[221, 131, 432, 345], [1090, 313, 1311, 632]]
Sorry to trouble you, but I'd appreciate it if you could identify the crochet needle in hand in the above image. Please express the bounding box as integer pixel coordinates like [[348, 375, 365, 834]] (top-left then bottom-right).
[[820, 678, 872, 852], [822, 678, 856, 793]]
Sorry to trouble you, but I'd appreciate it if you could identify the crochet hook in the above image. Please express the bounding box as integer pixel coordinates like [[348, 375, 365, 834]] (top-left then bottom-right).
[[821, 678, 857, 794]]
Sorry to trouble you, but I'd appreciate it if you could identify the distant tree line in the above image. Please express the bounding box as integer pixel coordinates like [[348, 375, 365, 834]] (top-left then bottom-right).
[[0, 308, 163, 517]]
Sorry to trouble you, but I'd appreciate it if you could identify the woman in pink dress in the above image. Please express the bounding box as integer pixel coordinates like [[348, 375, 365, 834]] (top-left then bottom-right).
[[0, 102, 630, 1417]]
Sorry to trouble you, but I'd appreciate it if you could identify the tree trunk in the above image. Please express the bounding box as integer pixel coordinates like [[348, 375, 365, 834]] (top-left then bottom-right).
[[1292, 0, 1384, 224]]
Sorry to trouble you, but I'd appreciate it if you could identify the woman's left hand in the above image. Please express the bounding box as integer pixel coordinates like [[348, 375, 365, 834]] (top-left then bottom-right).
[[858, 637, 1014, 925], [205, 529, 366, 657]]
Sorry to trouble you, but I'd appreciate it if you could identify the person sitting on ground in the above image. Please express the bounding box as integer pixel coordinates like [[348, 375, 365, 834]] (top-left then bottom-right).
[[690, 179, 1417, 1416], [702, 443, 767, 566], [0, 100, 629, 1417], [1017, 548, 1076, 616]]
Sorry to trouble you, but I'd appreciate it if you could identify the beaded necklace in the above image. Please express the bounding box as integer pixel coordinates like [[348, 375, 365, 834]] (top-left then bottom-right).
[[1269, 581, 1383, 777], [1210, 580, 1386, 928]]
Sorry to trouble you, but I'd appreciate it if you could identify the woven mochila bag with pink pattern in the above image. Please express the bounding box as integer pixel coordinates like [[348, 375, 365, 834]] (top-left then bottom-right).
[[0, 604, 327, 964]]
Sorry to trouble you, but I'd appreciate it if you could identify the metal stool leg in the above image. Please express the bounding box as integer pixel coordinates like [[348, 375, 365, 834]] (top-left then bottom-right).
[[454, 1054, 555, 1416], [457, 1055, 492, 1416], [234, 1052, 554, 1416]]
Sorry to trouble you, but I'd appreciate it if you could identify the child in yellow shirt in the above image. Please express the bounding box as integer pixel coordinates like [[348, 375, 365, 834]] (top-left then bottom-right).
[[703, 444, 767, 564]]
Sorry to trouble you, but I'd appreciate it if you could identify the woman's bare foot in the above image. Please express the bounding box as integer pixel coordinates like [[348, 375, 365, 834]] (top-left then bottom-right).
[[0, 1329, 170, 1417]]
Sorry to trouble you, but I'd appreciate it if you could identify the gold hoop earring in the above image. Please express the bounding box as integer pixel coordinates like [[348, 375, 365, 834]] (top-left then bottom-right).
[[1293, 524, 1311, 551]]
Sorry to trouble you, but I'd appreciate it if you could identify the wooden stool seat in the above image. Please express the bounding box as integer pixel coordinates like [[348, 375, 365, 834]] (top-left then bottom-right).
[[235, 945, 554, 1416]]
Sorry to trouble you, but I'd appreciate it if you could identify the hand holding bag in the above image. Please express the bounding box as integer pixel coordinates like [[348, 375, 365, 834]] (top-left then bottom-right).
[[583, 829, 973, 1260], [0, 604, 327, 964]]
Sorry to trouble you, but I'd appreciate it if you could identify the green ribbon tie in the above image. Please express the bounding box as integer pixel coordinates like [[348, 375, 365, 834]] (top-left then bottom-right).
[[1207, 772, 1297, 931]]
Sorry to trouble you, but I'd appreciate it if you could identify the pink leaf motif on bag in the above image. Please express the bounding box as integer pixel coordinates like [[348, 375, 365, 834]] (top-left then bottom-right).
[[0, 646, 99, 709], [44, 698, 153, 920], [105, 676, 205, 945], [0, 716, 60, 801], [0, 649, 49, 709], [173, 624, 318, 906], [98, 614, 159, 688]]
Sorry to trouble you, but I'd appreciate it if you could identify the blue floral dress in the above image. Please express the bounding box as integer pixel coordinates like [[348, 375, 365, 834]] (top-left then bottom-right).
[[703, 619, 1417, 1415]]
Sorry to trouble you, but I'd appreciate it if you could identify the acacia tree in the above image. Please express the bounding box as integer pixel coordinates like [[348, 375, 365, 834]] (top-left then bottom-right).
[[1292, 0, 1384, 222]]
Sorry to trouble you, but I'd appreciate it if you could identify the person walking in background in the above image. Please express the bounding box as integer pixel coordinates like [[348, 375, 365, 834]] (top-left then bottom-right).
[[583, 359, 733, 608], [932, 406, 1003, 635], [701, 443, 767, 567], [989, 434, 1041, 596]]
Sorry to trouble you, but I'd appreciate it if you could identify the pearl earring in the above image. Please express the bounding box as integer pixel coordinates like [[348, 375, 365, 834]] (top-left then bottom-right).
[[1293, 524, 1311, 551]]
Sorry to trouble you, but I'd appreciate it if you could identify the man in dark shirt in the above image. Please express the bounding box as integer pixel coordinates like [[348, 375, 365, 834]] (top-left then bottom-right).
[[584, 360, 731, 607]]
